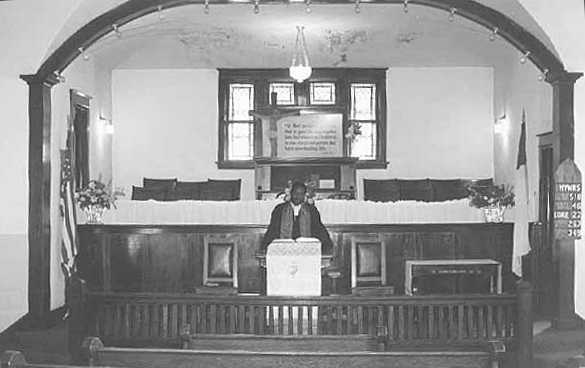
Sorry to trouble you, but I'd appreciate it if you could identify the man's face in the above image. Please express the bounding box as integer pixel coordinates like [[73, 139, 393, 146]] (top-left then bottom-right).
[[291, 186, 306, 205]]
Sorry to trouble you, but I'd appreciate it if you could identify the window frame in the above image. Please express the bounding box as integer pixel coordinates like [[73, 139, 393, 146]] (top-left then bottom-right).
[[217, 69, 387, 170]]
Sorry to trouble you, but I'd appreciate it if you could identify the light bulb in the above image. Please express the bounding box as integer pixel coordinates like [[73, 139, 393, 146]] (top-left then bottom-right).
[[448, 8, 456, 22], [489, 28, 498, 42], [520, 51, 530, 64], [158, 5, 165, 21], [113, 24, 122, 38], [403, 0, 409, 13]]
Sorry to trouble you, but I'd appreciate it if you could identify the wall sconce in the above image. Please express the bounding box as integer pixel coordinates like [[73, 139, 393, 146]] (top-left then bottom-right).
[[494, 115, 508, 135], [100, 116, 114, 135]]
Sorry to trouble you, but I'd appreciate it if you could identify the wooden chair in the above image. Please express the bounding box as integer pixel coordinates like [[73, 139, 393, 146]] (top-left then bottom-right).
[[350, 235, 387, 292], [203, 236, 238, 289]]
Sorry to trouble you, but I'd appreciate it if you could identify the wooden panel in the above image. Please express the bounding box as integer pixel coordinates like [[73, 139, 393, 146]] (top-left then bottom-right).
[[143, 234, 187, 292], [385, 232, 417, 294], [237, 233, 264, 293], [418, 232, 457, 259], [110, 235, 146, 292], [78, 223, 515, 295]]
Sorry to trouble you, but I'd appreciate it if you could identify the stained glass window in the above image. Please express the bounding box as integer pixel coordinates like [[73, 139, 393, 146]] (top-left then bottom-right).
[[350, 83, 376, 120], [310, 82, 336, 105], [227, 83, 255, 160], [229, 84, 254, 121], [350, 122, 377, 160], [269, 83, 295, 105], [349, 83, 377, 160], [227, 122, 254, 160]]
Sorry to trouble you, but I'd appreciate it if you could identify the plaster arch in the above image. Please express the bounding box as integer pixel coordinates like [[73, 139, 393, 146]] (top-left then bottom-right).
[[36, 0, 565, 80]]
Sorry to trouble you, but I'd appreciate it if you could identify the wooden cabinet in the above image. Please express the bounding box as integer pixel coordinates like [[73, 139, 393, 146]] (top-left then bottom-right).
[[254, 157, 358, 200]]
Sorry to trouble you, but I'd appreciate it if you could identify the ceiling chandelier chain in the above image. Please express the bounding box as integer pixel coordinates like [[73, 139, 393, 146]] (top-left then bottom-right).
[[289, 25, 312, 83]]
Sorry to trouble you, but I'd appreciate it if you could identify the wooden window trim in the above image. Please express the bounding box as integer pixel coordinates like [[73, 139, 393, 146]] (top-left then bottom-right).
[[217, 68, 388, 170]]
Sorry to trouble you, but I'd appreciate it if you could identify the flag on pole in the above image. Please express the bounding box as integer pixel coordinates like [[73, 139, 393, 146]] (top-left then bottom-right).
[[512, 110, 531, 277], [60, 149, 79, 279]]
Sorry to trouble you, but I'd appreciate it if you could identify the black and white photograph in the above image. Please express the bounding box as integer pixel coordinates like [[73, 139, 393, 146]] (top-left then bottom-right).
[[0, 1, 584, 367]]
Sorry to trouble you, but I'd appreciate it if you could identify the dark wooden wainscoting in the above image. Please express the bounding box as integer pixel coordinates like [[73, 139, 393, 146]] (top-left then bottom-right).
[[78, 223, 515, 296]]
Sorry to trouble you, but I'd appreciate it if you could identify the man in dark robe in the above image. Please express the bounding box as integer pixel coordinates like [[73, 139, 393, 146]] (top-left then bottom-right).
[[261, 181, 333, 254]]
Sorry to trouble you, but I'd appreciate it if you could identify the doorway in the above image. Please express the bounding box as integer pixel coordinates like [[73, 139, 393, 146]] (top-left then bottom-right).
[[70, 90, 91, 190]]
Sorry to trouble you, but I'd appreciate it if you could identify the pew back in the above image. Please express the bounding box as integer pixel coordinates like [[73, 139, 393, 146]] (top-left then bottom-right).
[[83, 337, 499, 368]]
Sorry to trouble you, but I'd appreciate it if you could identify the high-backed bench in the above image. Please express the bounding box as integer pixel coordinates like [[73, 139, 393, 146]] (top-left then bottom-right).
[[81, 335, 507, 368]]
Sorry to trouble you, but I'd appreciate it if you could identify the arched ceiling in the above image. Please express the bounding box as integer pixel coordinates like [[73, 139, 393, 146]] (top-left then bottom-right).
[[45, 0, 561, 66], [87, 4, 521, 70], [37, 0, 564, 77]]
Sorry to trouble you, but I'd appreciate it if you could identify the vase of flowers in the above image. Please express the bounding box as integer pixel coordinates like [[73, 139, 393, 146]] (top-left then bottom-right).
[[468, 184, 515, 223], [76, 180, 124, 224]]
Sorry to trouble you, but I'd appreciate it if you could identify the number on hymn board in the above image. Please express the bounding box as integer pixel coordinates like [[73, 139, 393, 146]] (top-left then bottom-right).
[[568, 220, 582, 228], [570, 211, 581, 219], [572, 202, 582, 210], [568, 228, 581, 238], [569, 193, 583, 201]]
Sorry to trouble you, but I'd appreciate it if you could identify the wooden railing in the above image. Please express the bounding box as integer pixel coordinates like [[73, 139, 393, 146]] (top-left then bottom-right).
[[87, 292, 519, 346]]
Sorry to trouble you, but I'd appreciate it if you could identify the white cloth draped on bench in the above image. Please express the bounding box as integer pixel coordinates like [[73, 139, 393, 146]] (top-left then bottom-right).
[[86, 199, 515, 225]]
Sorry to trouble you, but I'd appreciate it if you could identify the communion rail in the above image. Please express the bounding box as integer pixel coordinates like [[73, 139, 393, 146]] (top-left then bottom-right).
[[87, 290, 525, 348]]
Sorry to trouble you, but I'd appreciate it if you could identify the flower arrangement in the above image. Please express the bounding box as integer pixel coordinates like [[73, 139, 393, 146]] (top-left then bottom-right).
[[76, 180, 124, 223], [345, 121, 362, 142], [280, 180, 317, 204], [76, 180, 124, 210], [468, 184, 515, 209]]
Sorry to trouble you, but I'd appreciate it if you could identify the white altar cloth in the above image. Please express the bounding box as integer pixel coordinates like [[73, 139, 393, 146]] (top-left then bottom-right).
[[266, 239, 321, 335], [87, 199, 516, 225], [266, 238, 322, 296]]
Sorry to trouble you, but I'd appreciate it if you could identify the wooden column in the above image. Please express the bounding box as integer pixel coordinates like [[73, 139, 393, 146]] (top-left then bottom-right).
[[546, 71, 584, 329], [517, 281, 533, 368], [20, 74, 58, 320]]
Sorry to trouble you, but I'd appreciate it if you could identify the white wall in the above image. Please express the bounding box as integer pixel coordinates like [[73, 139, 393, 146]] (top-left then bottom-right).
[[113, 68, 494, 200], [358, 67, 495, 196], [493, 56, 552, 221], [112, 69, 255, 198], [0, 0, 83, 332]]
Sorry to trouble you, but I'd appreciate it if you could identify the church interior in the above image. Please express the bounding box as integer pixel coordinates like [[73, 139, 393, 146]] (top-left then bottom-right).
[[1, 1, 585, 368]]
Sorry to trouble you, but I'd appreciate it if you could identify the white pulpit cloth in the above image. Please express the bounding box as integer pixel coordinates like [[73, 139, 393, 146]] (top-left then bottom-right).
[[266, 238, 321, 335], [266, 238, 322, 296]]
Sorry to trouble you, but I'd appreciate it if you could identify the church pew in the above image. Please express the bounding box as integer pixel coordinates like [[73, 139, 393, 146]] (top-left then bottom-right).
[[82, 336, 505, 368], [77, 283, 533, 368], [562, 354, 585, 368], [0, 350, 114, 368]]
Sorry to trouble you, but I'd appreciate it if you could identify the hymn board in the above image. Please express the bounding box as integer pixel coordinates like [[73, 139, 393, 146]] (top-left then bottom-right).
[[250, 98, 358, 200]]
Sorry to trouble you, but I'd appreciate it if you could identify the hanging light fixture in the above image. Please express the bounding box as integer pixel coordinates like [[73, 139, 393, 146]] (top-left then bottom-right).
[[289, 26, 312, 83]]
